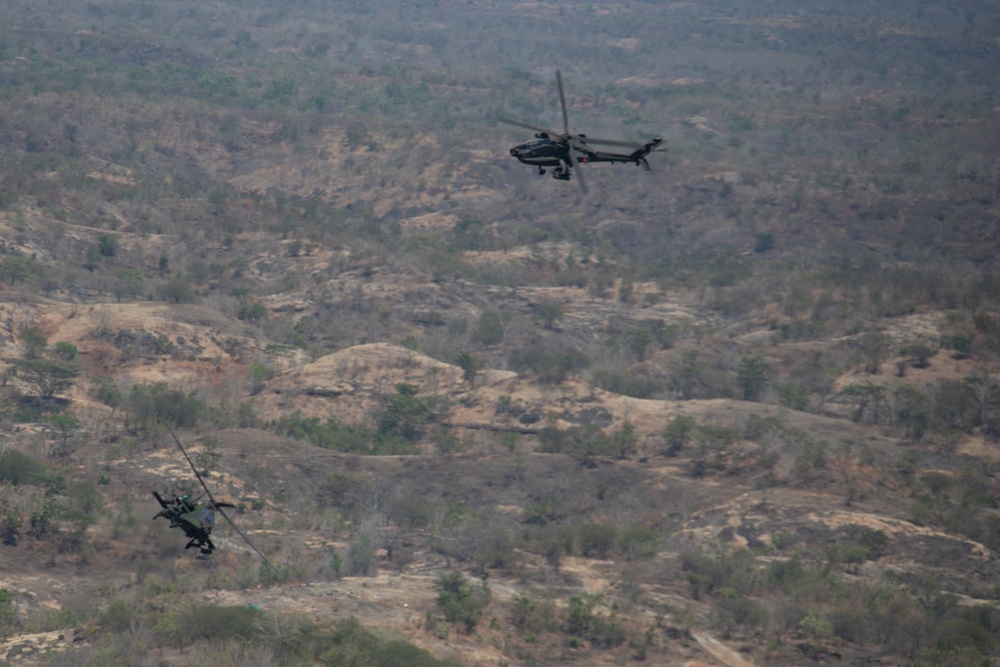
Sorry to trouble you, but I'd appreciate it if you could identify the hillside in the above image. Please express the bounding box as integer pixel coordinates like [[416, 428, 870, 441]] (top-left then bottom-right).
[[1, 1, 1000, 666]]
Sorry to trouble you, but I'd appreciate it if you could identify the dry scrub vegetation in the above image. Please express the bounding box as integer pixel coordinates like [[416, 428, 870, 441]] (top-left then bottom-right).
[[1, 0, 1000, 665]]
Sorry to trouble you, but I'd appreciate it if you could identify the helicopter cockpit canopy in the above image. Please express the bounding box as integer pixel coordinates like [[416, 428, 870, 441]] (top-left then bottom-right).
[[511, 139, 560, 158]]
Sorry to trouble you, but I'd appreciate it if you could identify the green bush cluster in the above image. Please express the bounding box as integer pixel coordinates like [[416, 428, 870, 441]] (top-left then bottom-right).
[[122, 382, 205, 432], [526, 520, 659, 566], [536, 423, 639, 460], [680, 545, 1000, 662], [509, 590, 626, 649], [270, 384, 440, 453], [94, 602, 462, 667], [509, 346, 590, 384], [435, 571, 489, 633]]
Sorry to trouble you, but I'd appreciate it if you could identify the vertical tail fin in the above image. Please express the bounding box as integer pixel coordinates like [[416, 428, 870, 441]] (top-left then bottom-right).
[[630, 137, 663, 171]]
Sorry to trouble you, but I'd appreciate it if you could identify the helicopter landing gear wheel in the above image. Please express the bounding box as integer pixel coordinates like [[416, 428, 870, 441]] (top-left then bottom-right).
[[538, 167, 546, 175]]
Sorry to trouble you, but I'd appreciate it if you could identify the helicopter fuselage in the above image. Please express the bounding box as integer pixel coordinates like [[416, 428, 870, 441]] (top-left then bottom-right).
[[509, 137, 567, 168], [509, 134, 662, 174]]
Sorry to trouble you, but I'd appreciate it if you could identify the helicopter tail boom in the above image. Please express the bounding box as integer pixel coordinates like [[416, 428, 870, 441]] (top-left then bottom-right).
[[629, 137, 663, 169]]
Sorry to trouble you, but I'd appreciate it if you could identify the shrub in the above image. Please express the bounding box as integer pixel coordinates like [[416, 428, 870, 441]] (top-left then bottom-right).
[[0, 449, 45, 485], [564, 593, 626, 648], [435, 571, 488, 633], [509, 346, 590, 384], [537, 424, 613, 458], [617, 523, 659, 561], [900, 343, 936, 369], [0, 588, 15, 637], [523, 496, 558, 526], [591, 369, 663, 398], [270, 411, 375, 453], [124, 382, 205, 431], [318, 617, 461, 667], [579, 523, 617, 559], [10, 357, 80, 400], [374, 384, 437, 447], [90, 377, 122, 408], [475, 310, 505, 346], [681, 549, 757, 600], [716, 596, 769, 634], [662, 414, 697, 455], [510, 592, 559, 633]]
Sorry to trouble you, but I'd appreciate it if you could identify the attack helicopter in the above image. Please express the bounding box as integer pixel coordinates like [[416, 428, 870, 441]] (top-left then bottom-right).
[[152, 491, 232, 555], [501, 70, 665, 193], [153, 425, 276, 571]]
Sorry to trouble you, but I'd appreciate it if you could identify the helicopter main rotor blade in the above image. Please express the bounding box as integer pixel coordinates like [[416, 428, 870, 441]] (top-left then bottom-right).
[[578, 137, 644, 149], [557, 70, 570, 136], [214, 505, 278, 573], [499, 117, 552, 134], [164, 424, 278, 574], [565, 151, 588, 196]]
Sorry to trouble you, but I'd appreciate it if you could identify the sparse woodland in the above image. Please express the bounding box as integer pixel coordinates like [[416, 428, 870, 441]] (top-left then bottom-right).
[[1, 0, 1000, 665]]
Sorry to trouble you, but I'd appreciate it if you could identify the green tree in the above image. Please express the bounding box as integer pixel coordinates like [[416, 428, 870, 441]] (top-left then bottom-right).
[[435, 571, 488, 633], [48, 413, 81, 455], [963, 372, 1000, 427], [843, 381, 886, 423], [565, 593, 626, 647], [456, 352, 482, 386], [19, 327, 48, 359], [0, 588, 15, 638], [124, 382, 204, 431], [858, 329, 891, 374], [668, 350, 702, 400], [90, 377, 122, 409], [12, 357, 80, 401], [624, 326, 656, 362], [375, 384, 435, 446], [0, 450, 45, 485], [97, 234, 118, 257], [662, 414, 697, 455], [611, 422, 638, 459], [194, 437, 222, 476], [158, 274, 195, 303], [52, 341, 77, 361], [0, 503, 22, 546], [737, 354, 770, 401], [114, 269, 146, 302], [475, 310, 506, 346], [1, 255, 33, 285], [532, 302, 564, 330], [238, 301, 269, 323], [892, 384, 930, 439], [828, 540, 873, 574], [579, 523, 617, 559], [508, 347, 589, 384], [617, 523, 659, 561], [249, 362, 273, 395], [900, 343, 936, 369]]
